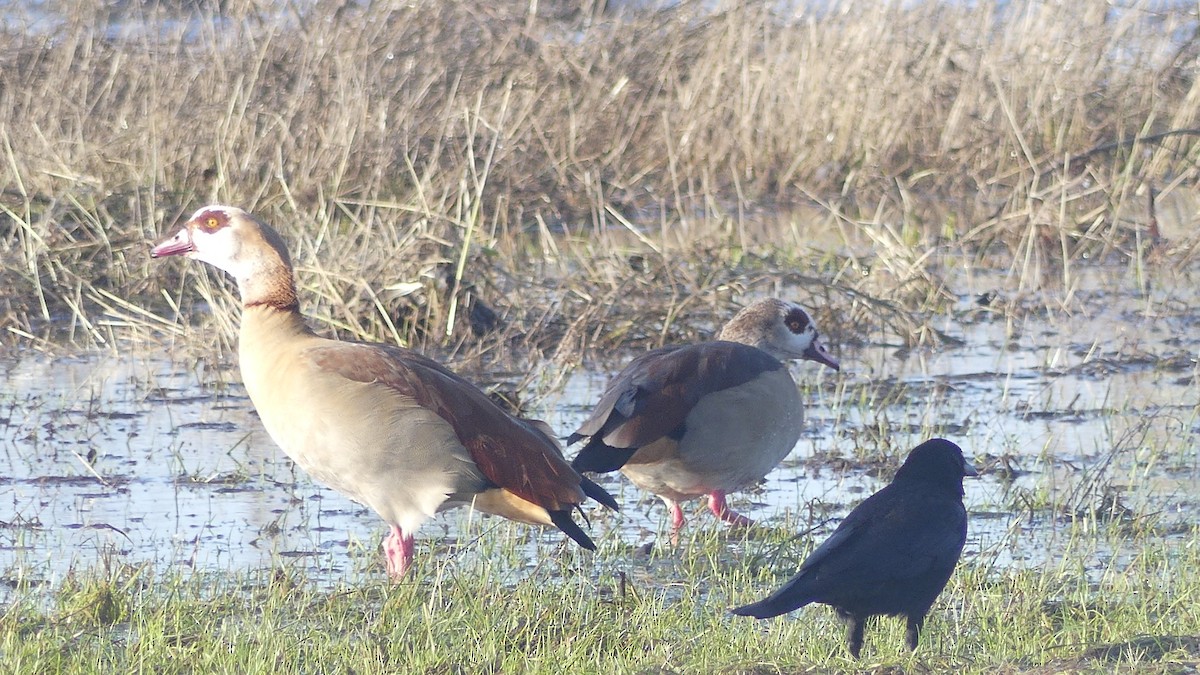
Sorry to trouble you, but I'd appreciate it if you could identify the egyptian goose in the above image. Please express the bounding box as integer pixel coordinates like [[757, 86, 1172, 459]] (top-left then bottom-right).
[[568, 298, 839, 534], [732, 438, 977, 657], [151, 205, 617, 578]]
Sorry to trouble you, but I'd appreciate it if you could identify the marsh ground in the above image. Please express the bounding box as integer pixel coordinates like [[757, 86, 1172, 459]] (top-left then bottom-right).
[[3, 0, 1200, 672]]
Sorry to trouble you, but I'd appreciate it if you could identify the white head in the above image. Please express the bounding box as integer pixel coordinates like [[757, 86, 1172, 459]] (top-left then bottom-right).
[[151, 204, 297, 309], [718, 298, 840, 370]]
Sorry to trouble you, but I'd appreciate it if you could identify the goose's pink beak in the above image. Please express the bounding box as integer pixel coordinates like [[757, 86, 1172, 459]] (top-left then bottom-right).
[[151, 228, 193, 258]]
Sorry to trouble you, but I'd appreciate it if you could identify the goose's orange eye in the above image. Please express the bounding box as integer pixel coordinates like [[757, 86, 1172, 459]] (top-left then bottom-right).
[[191, 209, 226, 231], [784, 309, 810, 334]]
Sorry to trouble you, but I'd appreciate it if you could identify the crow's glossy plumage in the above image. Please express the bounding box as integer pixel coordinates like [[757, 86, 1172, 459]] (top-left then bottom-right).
[[731, 438, 976, 657]]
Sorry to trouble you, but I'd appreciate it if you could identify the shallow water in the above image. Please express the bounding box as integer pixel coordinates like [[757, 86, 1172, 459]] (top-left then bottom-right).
[[1, 265, 1198, 586]]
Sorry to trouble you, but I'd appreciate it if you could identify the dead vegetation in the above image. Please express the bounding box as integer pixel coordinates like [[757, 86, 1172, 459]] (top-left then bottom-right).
[[1, 0, 1199, 366]]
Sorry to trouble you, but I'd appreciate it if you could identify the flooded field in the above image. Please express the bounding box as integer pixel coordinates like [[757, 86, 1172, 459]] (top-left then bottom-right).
[[2, 265, 1198, 588]]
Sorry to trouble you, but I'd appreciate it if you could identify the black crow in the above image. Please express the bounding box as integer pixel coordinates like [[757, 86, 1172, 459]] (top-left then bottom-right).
[[731, 438, 977, 657]]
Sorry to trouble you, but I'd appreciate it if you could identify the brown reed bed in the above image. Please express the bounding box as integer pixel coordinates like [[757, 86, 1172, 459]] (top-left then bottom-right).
[[1, 0, 1198, 365]]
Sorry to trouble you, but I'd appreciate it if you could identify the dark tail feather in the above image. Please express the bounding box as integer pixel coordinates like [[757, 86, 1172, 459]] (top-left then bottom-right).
[[550, 509, 597, 551], [571, 440, 639, 474], [730, 579, 814, 618], [580, 476, 619, 512], [730, 598, 788, 619]]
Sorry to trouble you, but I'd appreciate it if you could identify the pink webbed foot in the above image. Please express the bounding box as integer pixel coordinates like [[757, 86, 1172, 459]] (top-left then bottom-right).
[[709, 491, 755, 527], [383, 525, 415, 579]]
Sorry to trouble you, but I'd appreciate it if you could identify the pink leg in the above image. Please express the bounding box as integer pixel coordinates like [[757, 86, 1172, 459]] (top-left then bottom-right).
[[383, 525, 414, 579], [668, 500, 686, 533], [662, 498, 687, 546], [709, 491, 755, 527]]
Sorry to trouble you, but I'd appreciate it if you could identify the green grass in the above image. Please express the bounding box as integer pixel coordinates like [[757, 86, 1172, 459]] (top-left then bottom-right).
[[4, 519, 1200, 674], [3, 1, 1200, 672]]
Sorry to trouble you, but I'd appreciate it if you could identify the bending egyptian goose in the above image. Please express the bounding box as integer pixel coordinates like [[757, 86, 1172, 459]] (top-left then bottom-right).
[[151, 205, 617, 578], [732, 438, 977, 658], [568, 298, 839, 534]]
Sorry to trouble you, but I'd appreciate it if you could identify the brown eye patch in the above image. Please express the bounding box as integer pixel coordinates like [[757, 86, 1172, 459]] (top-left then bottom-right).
[[785, 309, 810, 334], [196, 210, 228, 232]]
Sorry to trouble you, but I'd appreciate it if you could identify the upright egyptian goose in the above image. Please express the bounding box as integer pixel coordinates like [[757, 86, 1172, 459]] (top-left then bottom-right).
[[732, 438, 976, 658], [151, 205, 617, 578], [568, 298, 839, 534]]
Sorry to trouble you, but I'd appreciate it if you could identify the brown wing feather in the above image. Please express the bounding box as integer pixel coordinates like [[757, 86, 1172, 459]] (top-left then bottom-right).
[[572, 347, 681, 440], [308, 342, 587, 512], [576, 342, 786, 450]]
